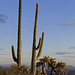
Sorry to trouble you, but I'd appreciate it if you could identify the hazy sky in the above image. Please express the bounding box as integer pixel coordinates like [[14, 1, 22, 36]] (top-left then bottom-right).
[[0, 0, 75, 66]]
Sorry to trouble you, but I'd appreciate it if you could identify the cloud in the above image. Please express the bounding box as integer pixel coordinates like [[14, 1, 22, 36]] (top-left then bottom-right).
[[37, 22, 51, 25], [69, 47, 75, 49], [72, 17, 75, 19], [56, 52, 74, 55], [25, 20, 50, 25], [59, 17, 75, 26], [0, 48, 4, 50], [0, 14, 8, 24], [0, 53, 8, 55], [0, 18, 7, 23], [62, 56, 75, 58], [0, 14, 8, 19], [59, 24, 75, 26]]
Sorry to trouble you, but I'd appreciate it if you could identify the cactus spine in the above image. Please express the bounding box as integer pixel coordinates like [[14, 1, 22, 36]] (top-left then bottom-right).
[[31, 3, 44, 75], [11, 0, 22, 67]]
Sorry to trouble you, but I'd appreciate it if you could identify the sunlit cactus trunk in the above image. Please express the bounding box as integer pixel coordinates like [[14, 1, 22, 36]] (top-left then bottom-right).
[[17, 0, 22, 67], [31, 3, 44, 75], [62, 71, 64, 75], [11, 0, 22, 68]]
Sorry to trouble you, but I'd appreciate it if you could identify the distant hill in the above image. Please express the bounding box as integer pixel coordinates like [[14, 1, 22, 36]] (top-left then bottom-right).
[[0, 64, 75, 70], [67, 65, 75, 70]]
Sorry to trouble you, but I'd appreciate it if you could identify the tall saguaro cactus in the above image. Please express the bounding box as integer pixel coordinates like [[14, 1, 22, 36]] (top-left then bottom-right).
[[11, 0, 22, 67], [31, 3, 44, 75]]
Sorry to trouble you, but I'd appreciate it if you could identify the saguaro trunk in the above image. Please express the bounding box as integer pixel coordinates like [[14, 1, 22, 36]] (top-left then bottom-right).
[[17, 0, 22, 67], [31, 3, 44, 75], [11, 0, 22, 68]]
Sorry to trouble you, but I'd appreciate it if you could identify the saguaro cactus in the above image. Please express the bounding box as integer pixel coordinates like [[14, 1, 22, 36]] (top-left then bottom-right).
[[31, 3, 44, 75], [11, 0, 22, 67]]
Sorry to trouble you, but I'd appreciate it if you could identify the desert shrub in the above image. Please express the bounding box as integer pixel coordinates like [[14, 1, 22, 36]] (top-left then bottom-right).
[[0, 64, 30, 75], [0, 65, 2, 69], [10, 64, 17, 73], [0, 67, 10, 75], [16, 65, 30, 75]]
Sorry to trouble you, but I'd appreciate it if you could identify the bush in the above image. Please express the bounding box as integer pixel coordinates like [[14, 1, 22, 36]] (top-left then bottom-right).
[[0, 64, 30, 75]]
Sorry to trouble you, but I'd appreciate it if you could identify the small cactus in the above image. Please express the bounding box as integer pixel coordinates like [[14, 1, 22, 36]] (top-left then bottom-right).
[[11, 0, 22, 67], [31, 3, 44, 75]]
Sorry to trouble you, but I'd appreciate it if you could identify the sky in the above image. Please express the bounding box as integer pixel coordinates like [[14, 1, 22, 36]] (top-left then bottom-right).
[[0, 0, 75, 67]]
